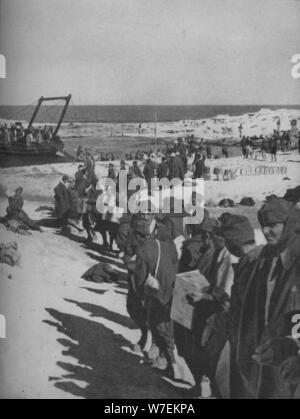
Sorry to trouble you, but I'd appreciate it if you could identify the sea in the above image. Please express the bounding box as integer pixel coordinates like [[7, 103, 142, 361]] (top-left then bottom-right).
[[1, 104, 300, 124]]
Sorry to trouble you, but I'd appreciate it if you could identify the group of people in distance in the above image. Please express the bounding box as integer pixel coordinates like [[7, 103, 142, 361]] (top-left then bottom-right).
[[54, 151, 97, 235], [0, 122, 57, 147], [104, 137, 218, 186], [241, 130, 299, 162]]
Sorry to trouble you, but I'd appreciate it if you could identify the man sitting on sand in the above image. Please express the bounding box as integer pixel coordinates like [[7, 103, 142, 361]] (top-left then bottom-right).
[[5, 187, 42, 232]]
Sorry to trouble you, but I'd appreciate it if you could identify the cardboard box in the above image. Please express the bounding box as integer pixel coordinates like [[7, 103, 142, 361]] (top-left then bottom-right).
[[171, 270, 209, 330]]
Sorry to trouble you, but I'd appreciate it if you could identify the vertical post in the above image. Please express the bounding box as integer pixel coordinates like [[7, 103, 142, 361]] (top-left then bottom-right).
[[277, 118, 281, 133], [239, 123, 243, 139], [53, 94, 72, 137], [154, 112, 158, 151], [27, 97, 44, 131]]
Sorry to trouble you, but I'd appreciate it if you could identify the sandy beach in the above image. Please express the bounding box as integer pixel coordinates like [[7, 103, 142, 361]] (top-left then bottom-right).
[[57, 107, 300, 142], [0, 195, 195, 399], [0, 145, 299, 398], [1, 0, 300, 401]]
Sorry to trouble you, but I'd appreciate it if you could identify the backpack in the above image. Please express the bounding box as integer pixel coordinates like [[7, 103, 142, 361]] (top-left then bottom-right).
[[240, 197, 256, 207], [0, 242, 21, 266]]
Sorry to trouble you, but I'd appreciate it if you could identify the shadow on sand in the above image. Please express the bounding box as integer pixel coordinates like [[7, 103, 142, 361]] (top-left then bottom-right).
[[58, 229, 125, 269], [80, 287, 108, 296], [64, 298, 136, 330], [38, 208, 125, 271], [34, 206, 61, 229], [44, 308, 184, 399]]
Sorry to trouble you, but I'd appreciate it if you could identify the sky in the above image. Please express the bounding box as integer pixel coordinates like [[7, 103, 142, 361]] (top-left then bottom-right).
[[0, 0, 300, 105]]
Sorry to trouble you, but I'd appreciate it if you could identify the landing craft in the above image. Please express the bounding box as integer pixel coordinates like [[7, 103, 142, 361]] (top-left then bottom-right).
[[0, 95, 72, 167]]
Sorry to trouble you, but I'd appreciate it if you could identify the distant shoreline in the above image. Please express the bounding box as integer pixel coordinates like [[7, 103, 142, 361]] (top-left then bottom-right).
[[1, 104, 300, 125]]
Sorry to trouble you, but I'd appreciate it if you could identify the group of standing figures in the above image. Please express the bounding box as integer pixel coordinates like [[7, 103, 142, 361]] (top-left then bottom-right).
[[241, 130, 299, 163], [53, 150, 300, 398], [116, 195, 300, 399]]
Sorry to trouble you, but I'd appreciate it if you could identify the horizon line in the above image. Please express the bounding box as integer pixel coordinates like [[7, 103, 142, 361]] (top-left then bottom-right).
[[1, 103, 300, 107]]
